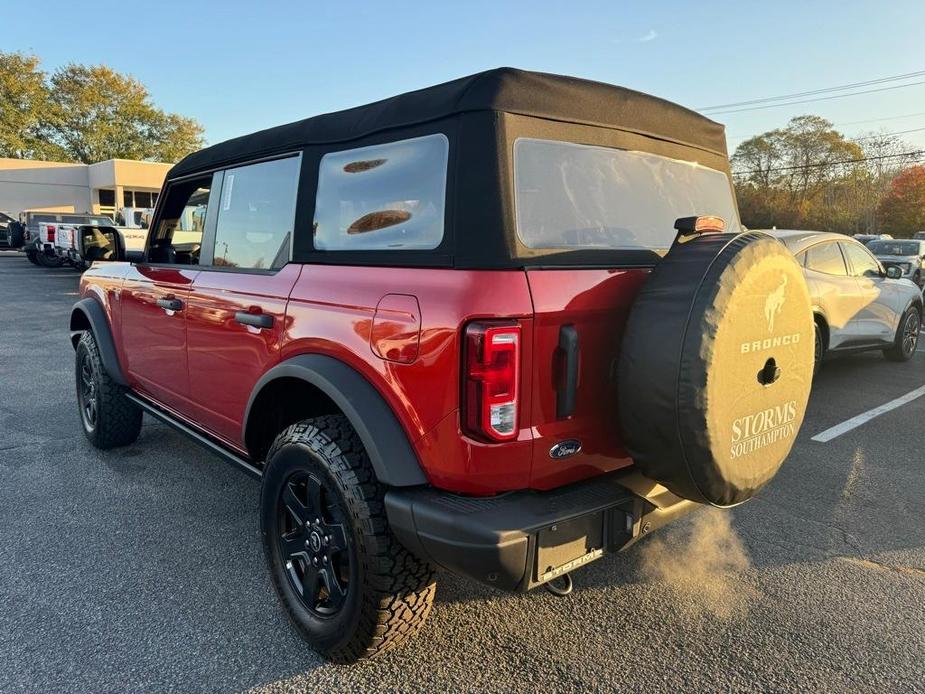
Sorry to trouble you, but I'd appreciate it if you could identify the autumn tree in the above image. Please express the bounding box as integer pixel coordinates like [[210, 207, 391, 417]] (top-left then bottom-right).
[[878, 166, 925, 236], [731, 115, 919, 234], [0, 52, 63, 159], [0, 51, 205, 164]]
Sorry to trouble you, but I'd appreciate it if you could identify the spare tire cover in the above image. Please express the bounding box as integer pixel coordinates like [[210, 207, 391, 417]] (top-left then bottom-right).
[[618, 231, 814, 507]]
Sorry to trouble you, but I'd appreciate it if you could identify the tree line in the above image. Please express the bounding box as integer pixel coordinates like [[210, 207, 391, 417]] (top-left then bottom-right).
[[732, 115, 925, 237], [0, 51, 205, 164]]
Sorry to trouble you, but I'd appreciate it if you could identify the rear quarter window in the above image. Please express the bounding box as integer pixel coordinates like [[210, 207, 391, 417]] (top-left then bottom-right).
[[804, 242, 848, 276], [312, 134, 449, 251], [513, 138, 740, 251]]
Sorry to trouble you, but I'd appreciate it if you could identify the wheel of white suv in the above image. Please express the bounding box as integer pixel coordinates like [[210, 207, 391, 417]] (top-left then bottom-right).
[[813, 321, 825, 375], [25, 250, 39, 265], [260, 415, 436, 663], [75, 331, 143, 448], [884, 306, 921, 362]]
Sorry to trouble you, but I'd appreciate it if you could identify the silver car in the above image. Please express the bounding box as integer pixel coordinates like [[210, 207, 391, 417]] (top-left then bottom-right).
[[763, 230, 922, 369], [866, 238, 925, 288]]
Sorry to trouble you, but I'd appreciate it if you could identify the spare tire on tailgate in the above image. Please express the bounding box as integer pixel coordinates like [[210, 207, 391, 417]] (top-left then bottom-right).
[[618, 229, 814, 507]]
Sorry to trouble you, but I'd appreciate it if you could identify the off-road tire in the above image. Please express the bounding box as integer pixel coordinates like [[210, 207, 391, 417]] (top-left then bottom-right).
[[260, 415, 436, 663], [25, 250, 38, 265], [883, 305, 921, 362], [36, 250, 64, 268], [75, 331, 143, 448]]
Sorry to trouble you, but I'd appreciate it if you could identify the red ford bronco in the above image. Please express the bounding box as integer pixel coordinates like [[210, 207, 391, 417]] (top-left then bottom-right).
[[70, 69, 814, 662]]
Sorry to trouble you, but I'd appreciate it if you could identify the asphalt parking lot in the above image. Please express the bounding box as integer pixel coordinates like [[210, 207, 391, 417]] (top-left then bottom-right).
[[1, 252, 923, 693]]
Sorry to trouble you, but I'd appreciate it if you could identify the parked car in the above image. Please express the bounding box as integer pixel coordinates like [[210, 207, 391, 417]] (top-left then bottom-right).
[[764, 230, 922, 369], [853, 233, 893, 246], [22, 212, 114, 267], [70, 68, 816, 662], [115, 206, 154, 229], [866, 238, 925, 288], [0, 212, 16, 247], [0, 211, 15, 247], [913, 231, 925, 240], [53, 223, 126, 271]]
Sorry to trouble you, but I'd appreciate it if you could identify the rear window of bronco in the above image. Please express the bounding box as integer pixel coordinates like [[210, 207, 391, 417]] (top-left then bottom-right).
[[313, 134, 449, 251], [513, 138, 739, 252]]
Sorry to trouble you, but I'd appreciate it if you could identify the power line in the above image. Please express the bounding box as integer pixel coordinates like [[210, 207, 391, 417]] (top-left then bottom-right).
[[851, 127, 925, 142], [730, 125, 925, 145], [735, 150, 925, 176], [699, 70, 925, 111], [836, 111, 925, 128], [705, 80, 925, 116], [728, 111, 925, 140]]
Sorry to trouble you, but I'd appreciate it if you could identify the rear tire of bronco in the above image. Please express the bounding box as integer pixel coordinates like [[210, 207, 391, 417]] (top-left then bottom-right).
[[883, 306, 920, 362], [260, 415, 436, 663], [75, 331, 143, 448], [25, 250, 38, 265]]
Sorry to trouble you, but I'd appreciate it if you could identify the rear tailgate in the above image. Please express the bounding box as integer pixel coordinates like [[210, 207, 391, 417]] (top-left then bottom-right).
[[525, 268, 649, 489], [53, 224, 76, 252]]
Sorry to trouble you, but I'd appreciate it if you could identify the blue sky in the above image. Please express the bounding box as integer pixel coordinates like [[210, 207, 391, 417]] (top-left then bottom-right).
[[7, 0, 925, 153]]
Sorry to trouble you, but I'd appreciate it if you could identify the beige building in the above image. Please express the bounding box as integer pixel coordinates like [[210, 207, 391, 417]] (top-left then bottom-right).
[[0, 158, 171, 218]]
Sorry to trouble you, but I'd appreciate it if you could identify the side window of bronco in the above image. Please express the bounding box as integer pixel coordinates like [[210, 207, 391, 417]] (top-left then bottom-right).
[[209, 155, 301, 270], [313, 134, 449, 251], [149, 175, 215, 265]]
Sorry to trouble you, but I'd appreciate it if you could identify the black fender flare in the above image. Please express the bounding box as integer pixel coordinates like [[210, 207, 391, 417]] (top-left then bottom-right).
[[70, 298, 128, 386], [244, 354, 428, 487]]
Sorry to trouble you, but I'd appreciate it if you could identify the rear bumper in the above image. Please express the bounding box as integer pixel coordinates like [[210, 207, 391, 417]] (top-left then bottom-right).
[[385, 470, 696, 592]]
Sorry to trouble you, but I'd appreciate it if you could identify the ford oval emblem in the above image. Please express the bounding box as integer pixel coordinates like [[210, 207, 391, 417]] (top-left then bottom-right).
[[549, 439, 582, 460]]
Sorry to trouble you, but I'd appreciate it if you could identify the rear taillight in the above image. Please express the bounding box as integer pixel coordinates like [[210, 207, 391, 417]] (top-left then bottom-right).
[[463, 321, 521, 442], [46, 225, 55, 242]]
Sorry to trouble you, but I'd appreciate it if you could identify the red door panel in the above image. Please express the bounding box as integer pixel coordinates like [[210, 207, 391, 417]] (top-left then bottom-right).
[[185, 264, 301, 447], [120, 265, 199, 413], [525, 268, 649, 489]]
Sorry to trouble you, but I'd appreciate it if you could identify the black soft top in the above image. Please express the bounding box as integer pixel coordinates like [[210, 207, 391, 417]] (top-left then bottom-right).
[[170, 67, 726, 178]]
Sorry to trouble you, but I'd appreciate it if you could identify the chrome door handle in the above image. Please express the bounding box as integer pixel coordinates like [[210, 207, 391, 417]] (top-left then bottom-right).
[[234, 311, 273, 329], [157, 298, 183, 311]]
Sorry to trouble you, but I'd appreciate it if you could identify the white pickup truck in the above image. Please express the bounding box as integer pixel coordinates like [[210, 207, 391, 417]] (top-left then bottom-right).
[[52, 223, 148, 271], [24, 213, 115, 267]]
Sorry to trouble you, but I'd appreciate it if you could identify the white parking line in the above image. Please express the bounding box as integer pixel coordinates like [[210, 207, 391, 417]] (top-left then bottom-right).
[[811, 384, 925, 442]]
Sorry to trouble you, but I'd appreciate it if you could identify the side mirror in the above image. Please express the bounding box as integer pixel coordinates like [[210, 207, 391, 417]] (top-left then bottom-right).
[[126, 250, 145, 264], [885, 266, 902, 279]]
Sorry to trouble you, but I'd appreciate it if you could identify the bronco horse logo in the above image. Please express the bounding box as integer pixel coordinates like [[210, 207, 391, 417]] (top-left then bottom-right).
[[764, 275, 788, 332]]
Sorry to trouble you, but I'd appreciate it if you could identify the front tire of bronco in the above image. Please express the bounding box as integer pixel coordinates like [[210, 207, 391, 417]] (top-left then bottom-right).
[[75, 331, 143, 448], [260, 416, 436, 663]]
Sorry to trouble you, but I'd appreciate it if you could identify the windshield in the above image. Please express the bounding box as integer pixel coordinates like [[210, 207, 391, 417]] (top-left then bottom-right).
[[0, 212, 13, 224], [513, 138, 740, 251], [868, 240, 921, 256]]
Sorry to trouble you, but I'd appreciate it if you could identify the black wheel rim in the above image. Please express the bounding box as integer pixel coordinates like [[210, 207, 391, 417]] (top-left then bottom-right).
[[902, 312, 920, 357], [78, 353, 98, 430], [277, 471, 351, 617]]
